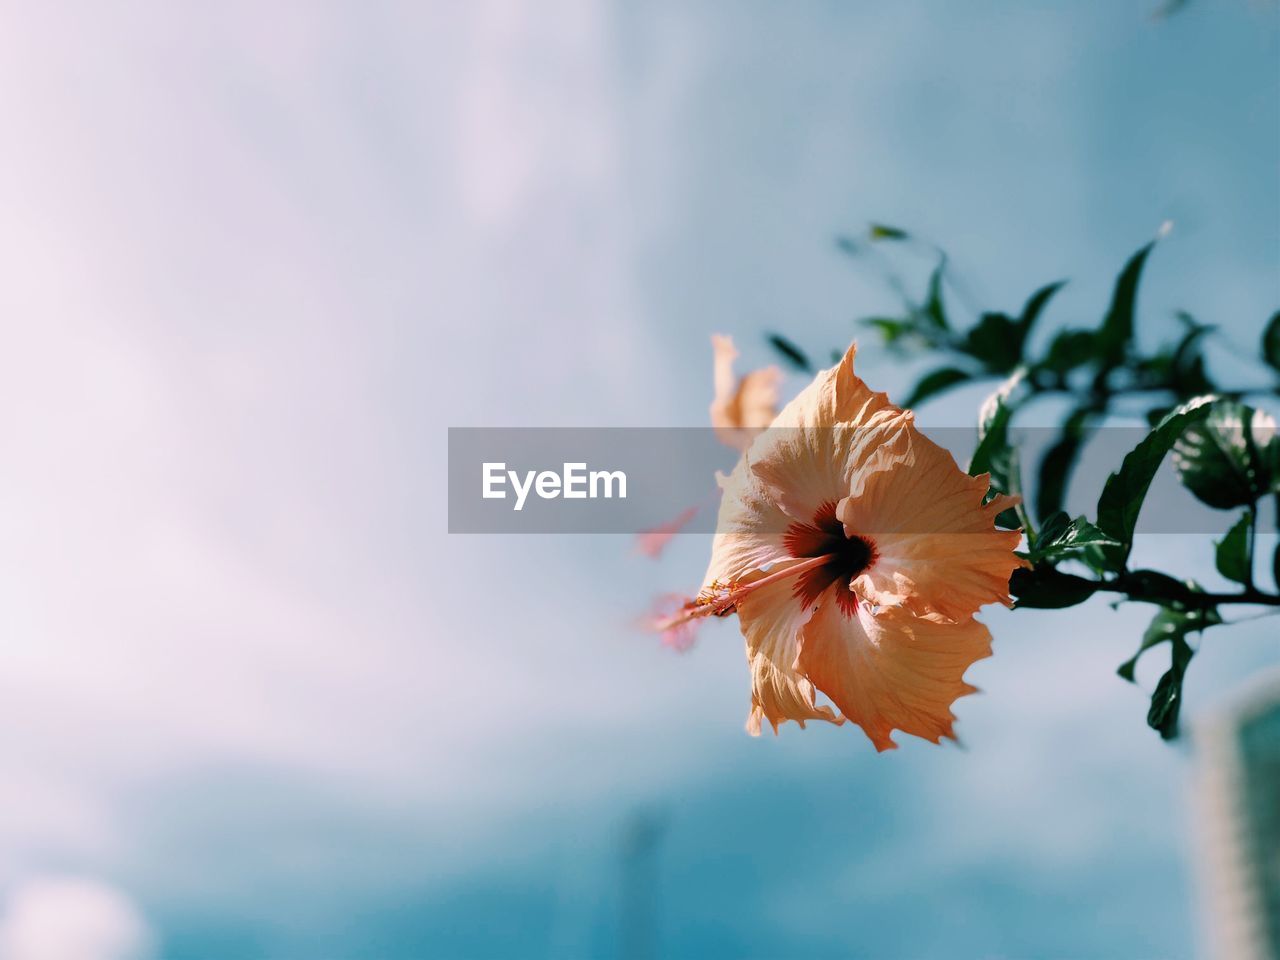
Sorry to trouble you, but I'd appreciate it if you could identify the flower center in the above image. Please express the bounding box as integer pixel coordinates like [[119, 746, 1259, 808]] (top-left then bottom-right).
[[783, 500, 876, 614]]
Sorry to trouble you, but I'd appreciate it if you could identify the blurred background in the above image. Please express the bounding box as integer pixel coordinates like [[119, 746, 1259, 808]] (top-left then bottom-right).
[[0, 0, 1276, 957]]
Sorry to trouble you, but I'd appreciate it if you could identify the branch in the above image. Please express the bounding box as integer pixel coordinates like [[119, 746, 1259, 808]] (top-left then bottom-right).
[[1085, 571, 1280, 609]]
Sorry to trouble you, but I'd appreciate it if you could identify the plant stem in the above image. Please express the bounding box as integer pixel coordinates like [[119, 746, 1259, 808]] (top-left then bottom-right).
[[1089, 574, 1280, 609]]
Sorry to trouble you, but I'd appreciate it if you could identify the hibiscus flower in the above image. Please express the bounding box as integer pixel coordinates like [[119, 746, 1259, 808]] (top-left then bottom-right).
[[655, 343, 1025, 750]]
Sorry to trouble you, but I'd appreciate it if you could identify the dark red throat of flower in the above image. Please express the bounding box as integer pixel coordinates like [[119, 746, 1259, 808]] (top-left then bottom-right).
[[783, 500, 876, 616]]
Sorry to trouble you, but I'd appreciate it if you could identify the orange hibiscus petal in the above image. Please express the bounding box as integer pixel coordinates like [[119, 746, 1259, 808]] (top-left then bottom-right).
[[736, 572, 840, 735], [797, 595, 992, 751], [747, 344, 911, 521], [700, 461, 793, 593], [839, 429, 1027, 621]]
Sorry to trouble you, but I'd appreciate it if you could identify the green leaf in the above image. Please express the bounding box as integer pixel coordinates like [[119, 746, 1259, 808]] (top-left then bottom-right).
[[1017, 280, 1066, 342], [1274, 538, 1280, 594], [1172, 400, 1272, 509], [1131, 349, 1174, 390], [1117, 604, 1219, 684], [1147, 656, 1190, 740], [1147, 613, 1205, 741], [968, 369, 1026, 482], [969, 410, 1012, 480], [1041, 329, 1097, 375], [766, 334, 811, 372], [1096, 396, 1215, 568], [1267, 435, 1280, 493], [994, 446, 1025, 531], [1009, 566, 1099, 609], [1170, 320, 1215, 398], [920, 261, 949, 331], [1096, 241, 1156, 368], [868, 223, 910, 241], [1035, 407, 1092, 522], [1029, 513, 1120, 563], [1034, 510, 1071, 548], [903, 367, 972, 408], [1118, 599, 1221, 742], [963, 312, 1022, 373], [1263, 310, 1280, 374], [1077, 543, 1118, 576], [967, 374, 1028, 531], [1214, 511, 1252, 586], [862, 317, 915, 349]]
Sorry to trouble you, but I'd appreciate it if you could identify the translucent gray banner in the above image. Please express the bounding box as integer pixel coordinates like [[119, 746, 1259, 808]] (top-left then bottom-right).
[[447, 427, 1243, 535]]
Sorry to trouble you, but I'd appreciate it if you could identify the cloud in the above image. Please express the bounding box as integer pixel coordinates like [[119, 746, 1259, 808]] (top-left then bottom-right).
[[0, 878, 153, 960], [0, 1, 1273, 955], [0, 0, 711, 888]]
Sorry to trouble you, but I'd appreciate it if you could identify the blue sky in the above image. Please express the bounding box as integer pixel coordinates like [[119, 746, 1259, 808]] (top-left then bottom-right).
[[0, 0, 1276, 957]]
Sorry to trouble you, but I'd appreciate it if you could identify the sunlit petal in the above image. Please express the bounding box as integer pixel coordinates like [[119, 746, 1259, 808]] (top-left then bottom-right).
[[840, 429, 1026, 620], [798, 596, 992, 751], [736, 572, 840, 734]]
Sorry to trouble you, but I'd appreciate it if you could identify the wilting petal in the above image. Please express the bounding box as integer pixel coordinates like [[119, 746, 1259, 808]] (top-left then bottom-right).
[[747, 344, 911, 521], [710, 334, 781, 452], [736, 571, 839, 735], [797, 596, 992, 751], [840, 429, 1026, 621]]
